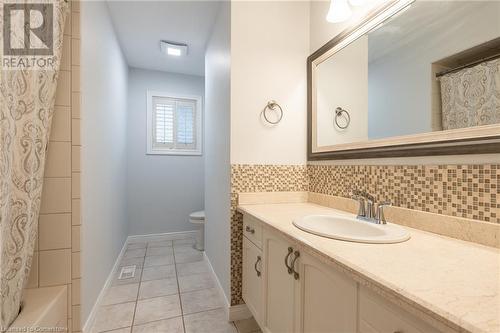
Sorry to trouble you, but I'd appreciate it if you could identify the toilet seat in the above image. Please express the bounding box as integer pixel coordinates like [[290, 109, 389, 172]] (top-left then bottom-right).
[[189, 211, 205, 224]]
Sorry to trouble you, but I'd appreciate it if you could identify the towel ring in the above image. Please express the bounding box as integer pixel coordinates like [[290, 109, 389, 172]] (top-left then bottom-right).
[[263, 100, 283, 125], [334, 107, 350, 129]]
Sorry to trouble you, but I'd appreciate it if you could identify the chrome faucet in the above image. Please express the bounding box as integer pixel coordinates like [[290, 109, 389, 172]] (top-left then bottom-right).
[[351, 190, 391, 224]]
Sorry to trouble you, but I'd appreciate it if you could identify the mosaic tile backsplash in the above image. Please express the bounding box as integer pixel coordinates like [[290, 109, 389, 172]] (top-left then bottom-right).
[[230, 163, 499, 305]]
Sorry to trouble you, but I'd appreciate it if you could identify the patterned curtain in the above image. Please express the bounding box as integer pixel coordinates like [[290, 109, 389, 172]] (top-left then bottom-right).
[[440, 58, 500, 130], [0, 1, 68, 329]]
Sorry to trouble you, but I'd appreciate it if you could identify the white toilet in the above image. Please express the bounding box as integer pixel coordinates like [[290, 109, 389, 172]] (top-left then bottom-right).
[[189, 210, 205, 251]]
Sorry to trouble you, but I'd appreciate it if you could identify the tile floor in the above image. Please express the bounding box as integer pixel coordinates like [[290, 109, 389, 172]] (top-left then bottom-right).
[[91, 234, 261, 333]]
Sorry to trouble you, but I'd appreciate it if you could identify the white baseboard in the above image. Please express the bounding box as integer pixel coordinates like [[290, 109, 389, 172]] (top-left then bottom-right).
[[82, 240, 128, 333], [128, 230, 198, 243], [82, 230, 198, 333]]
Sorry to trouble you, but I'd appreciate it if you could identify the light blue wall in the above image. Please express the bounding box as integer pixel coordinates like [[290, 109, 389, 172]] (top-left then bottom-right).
[[81, 1, 129, 323], [204, 2, 231, 304], [126, 68, 205, 236]]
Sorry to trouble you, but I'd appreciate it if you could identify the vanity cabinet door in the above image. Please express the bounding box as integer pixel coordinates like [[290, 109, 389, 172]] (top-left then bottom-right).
[[242, 237, 263, 325], [296, 251, 357, 333], [262, 230, 297, 333], [358, 287, 442, 333]]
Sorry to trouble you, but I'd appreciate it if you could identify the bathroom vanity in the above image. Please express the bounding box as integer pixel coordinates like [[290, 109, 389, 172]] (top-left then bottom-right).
[[239, 200, 499, 333]]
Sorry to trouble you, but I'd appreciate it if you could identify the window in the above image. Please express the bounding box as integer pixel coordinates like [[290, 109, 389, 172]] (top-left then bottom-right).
[[147, 91, 202, 155]]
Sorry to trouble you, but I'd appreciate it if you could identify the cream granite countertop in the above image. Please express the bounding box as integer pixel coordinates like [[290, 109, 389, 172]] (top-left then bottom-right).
[[237, 202, 500, 333]]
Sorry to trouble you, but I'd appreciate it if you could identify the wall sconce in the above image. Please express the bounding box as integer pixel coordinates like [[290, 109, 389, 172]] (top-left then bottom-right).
[[326, 0, 366, 23]]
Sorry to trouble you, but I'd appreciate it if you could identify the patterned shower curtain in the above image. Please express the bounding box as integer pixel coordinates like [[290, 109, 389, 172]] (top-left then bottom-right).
[[440, 57, 500, 130], [0, 0, 68, 329]]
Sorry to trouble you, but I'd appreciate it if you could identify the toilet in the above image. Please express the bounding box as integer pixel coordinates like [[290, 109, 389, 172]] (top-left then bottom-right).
[[189, 210, 205, 251]]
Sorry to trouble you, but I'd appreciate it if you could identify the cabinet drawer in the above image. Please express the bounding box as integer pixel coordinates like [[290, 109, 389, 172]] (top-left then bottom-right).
[[243, 214, 262, 248], [359, 287, 441, 333]]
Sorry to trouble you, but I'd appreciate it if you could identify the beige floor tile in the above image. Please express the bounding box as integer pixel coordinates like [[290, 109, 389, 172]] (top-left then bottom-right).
[[180, 288, 225, 315], [179, 273, 215, 293], [173, 238, 196, 246], [147, 240, 173, 248], [176, 261, 210, 277], [105, 327, 131, 333], [146, 246, 174, 257], [119, 257, 144, 268], [127, 242, 147, 250], [139, 278, 178, 299], [132, 317, 183, 333], [174, 250, 203, 264], [92, 302, 135, 332], [233, 317, 261, 333], [144, 255, 174, 267], [134, 295, 182, 325], [141, 265, 176, 281], [101, 283, 139, 306], [184, 308, 237, 333], [123, 248, 146, 259]]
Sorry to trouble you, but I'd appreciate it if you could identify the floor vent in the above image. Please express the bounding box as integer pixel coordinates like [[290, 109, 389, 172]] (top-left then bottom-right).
[[118, 265, 136, 280]]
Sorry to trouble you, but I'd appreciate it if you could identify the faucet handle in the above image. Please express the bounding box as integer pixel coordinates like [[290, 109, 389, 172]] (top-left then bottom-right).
[[362, 191, 375, 203], [376, 201, 392, 224]]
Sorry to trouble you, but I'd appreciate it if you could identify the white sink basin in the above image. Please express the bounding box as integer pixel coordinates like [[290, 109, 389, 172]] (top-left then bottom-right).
[[293, 214, 410, 244]]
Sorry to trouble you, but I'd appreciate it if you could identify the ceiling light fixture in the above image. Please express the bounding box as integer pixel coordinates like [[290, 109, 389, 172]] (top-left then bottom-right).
[[160, 40, 188, 57], [326, 0, 353, 23]]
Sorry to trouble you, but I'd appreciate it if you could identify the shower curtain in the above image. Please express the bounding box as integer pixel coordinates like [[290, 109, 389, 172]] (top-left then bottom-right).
[[0, 1, 68, 329], [440, 57, 500, 130]]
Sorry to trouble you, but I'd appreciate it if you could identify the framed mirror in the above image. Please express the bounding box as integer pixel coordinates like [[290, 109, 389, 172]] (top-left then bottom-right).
[[307, 0, 500, 160]]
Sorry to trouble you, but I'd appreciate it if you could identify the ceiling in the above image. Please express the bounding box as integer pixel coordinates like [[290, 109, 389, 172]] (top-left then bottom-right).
[[107, 1, 221, 76]]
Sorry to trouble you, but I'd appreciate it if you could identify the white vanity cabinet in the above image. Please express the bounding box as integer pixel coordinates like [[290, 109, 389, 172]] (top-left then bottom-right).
[[241, 213, 444, 333]]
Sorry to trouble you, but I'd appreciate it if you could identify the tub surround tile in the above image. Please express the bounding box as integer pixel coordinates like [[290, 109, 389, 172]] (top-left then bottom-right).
[[38, 214, 72, 250], [134, 295, 182, 325], [39, 249, 71, 287]]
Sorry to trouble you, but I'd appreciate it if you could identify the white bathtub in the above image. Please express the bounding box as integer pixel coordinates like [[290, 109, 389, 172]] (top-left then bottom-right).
[[9, 285, 67, 332]]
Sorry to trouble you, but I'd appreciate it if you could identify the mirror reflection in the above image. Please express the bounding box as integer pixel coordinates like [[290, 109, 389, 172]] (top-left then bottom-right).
[[314, 1, 500, 148]]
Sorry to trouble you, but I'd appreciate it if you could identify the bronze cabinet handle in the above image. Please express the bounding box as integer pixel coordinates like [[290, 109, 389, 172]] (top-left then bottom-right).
[[254, 256, 261, 277], [291, 251, 300, 280], [245, 226, 255, 234], [284, 247, 294, 274]]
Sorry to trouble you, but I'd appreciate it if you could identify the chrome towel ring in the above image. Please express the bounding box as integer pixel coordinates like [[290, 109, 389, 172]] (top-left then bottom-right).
[[262, 100, 283, 125], [334, 107, 351, 129]]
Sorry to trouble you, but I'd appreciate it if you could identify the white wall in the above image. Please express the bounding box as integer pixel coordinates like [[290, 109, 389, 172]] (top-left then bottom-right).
[[126, 68, 205, 236], [316, 35, 368, 147], [230, 1, 310, 165], [81, 1, 128, 323], [204, 2, 232, 304]]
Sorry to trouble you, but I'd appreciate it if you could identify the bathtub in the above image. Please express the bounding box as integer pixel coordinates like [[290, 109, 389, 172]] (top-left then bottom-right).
[[9, 285, 67, 332]]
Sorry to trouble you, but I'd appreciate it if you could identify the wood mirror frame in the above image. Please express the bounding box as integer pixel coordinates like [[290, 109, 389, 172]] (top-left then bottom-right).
[[307, 1, 500, 161]]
